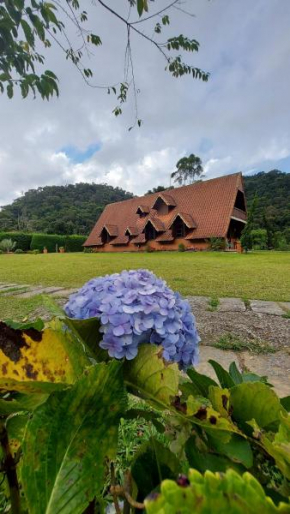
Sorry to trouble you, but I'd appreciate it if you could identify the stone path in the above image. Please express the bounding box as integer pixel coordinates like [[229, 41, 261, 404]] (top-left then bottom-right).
[[1, 282, 290, 395]]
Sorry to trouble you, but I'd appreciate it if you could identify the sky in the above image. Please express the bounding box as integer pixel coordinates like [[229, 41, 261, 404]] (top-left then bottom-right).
[[1, 0, 290, 206]]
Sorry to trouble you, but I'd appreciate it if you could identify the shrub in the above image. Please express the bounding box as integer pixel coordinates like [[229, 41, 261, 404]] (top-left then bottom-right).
[[27, 249, 40, 254], [14, 248, 24, 254], [0, 249, 3, 254], [65, 235, 87, 252], [83, 247, 93, 253], [208, 237, 226, 251], [30, 234, 66, 253], [0, 238, 16, 253], [251, 229, 267, 250], [0, 232, 32, 251], [145, 244, 154, 252], [178, 243, 186, 252]]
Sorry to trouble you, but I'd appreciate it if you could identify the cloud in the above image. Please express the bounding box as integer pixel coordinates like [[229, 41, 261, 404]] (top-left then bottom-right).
[[0, 0, 290, 207]]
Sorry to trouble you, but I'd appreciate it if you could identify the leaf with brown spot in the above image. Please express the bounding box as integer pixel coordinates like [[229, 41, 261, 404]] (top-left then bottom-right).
[[0, 318, 91, 392]]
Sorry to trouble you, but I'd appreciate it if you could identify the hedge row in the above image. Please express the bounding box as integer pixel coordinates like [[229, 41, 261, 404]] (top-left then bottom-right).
[[0, 232, 87, 252], [0, 232, 32, 251]]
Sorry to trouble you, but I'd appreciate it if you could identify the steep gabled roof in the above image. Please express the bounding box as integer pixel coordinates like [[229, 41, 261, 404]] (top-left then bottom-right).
[[103, 224, 118, 236], [151, 193, 176, 208], [84, 173, 244, 246], [144, 217, 165, 232], [169, 212, 197, 229]]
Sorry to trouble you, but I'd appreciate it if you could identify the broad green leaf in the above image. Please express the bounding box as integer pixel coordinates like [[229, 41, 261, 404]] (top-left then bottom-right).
[[185, 436, 246, 474], [229, 361, 243, 384], [124, 344, 179, 406], [209, 359, 235, 389], [208, 433, 253, 469], [144, 469, 290, 513], [230, 382, 286, 432], [281, 397, 290, 411], [131, 437, 180, 501], [64, 316, 106, 361], [21, 361, 126, 514], [185, 367, 218, 397], [261, 414, 290, 480], [0, 318, 90, 390]]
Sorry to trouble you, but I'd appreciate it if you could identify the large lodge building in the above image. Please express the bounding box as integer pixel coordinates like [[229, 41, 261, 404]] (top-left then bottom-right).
[[84, 172, 247, 252]]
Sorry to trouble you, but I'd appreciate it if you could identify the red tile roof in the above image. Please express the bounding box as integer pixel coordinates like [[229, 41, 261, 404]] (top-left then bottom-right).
[[104, 224, 118, 236], [84, 173, 245, 246], [126, 226, 139, 236], [132, 233, 146, 244], [144, 217, 165, 232], [136, 204, 150, 214], [170, 212, 197, 229], [155, 230, 174, 242], [151, 193, 176, 208], [110, 235, 129, 245]]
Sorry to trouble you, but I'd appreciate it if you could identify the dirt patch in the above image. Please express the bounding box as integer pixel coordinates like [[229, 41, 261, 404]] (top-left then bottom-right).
[[188, 296, 290, 349]]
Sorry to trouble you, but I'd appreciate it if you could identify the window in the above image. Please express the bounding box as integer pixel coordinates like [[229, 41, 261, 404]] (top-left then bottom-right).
[[145, 222, 156, 241], [173, 218, 186, 238], [101, 227, 111, 244], [234, 190, 246, 211]]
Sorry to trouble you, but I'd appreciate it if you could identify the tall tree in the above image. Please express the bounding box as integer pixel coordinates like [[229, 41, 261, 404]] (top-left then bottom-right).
[[171, 154, 203, 185], [0, 0, 209, 126], [240, 195, 258, 252]]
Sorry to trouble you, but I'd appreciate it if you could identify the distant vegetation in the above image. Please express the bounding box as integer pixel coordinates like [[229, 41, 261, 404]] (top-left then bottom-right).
[[0, 183, 133, 235], [0, 170, 289, 243], [244, 169, 290, 249]]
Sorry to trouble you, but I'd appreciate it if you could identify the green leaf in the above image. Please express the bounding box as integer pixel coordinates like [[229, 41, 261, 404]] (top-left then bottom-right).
[[64, 316, 107, 362], [185, 436, 245, 474], [208, 433, 253, 469], [4, 318, 44, 331], [21, 361, 126, 514], [261, 414, 290, 480], [131, 437, 180, 501], [230, 382, 286, 432], [281, 397, 290, 411], [144, 469, 290, 513], [209, 360, 235, 389], [21, 19, 35, 46], [229, 361, 243, 384], [186, 367, 218, 397], [0, 392, 48, 415], [137, 0, 144, 16], [124, 344, 179, 406]]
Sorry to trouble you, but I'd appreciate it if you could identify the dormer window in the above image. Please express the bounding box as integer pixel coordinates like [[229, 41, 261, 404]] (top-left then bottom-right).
[[136, 205, 149, 217], [170, 213, 197, 239], [144, 221, 156, 241], [151, 193, 176, 215], [101, 227, 111, 244]]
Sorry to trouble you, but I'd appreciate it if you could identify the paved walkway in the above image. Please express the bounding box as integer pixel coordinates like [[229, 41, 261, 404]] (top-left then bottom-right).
[[1, 283, 290, 396]]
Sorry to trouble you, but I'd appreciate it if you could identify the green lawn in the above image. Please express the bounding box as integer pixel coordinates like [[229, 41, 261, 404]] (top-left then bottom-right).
[[0, 251, 289, 302]]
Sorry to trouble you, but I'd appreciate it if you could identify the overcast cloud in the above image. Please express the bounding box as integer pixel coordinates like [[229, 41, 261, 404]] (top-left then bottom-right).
[[1, 0, 290, 205]]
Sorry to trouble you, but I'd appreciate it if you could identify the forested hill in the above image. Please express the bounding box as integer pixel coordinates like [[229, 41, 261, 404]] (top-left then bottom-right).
[[244, 169, 290, 232], [0, 183, 133, 235], [0, 170, 289, 236]]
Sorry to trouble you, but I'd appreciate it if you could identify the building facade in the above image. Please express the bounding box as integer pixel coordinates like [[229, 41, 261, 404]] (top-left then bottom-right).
[[84, 173, 247, 252]]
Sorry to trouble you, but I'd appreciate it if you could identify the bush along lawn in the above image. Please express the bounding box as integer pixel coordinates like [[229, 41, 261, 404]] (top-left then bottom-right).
[[1, 269, 290, 513]]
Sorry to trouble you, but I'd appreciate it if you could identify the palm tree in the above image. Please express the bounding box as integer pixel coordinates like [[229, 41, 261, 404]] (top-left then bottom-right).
[[171, 154, 203, 185]]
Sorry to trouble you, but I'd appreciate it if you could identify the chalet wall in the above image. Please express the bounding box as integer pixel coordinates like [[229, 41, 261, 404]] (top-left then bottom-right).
[[92, 238, 211, 253]]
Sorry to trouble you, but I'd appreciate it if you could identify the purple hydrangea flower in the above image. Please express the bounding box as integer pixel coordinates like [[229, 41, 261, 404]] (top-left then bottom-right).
[[64, 269, 200, 370]]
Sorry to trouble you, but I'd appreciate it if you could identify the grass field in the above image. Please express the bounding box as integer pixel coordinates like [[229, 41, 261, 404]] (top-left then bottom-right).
[[1, 251, 289, 302]]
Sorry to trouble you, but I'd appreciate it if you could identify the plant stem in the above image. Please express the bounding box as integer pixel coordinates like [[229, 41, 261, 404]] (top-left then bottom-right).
[[0, 421, 21, 514]]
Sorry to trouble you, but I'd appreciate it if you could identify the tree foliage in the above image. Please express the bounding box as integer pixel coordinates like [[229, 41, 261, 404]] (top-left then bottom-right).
[[171, 154, 204, 185], [0, 0, 209, 124], [0, 183, 133, 235]]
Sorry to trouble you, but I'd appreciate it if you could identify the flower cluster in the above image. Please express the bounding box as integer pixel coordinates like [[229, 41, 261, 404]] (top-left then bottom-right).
[[64, 269, 200, 370]]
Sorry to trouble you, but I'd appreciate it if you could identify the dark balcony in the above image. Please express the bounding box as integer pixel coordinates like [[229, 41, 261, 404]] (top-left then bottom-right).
[[231, 207, 247, 222]]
